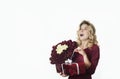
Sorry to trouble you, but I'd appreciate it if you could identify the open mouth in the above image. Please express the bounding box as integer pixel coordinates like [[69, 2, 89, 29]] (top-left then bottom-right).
[[80, 34, 84, 36]]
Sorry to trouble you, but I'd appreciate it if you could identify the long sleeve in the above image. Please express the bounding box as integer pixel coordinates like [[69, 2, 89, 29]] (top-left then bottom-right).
[[86, 45, 100, 75]]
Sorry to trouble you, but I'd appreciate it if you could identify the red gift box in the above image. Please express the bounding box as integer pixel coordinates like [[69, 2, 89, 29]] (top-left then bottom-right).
[[61, 63, 80, 76]]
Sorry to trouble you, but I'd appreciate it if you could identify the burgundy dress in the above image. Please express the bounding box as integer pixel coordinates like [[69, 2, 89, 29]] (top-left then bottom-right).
[[56, 44, 100, 79]]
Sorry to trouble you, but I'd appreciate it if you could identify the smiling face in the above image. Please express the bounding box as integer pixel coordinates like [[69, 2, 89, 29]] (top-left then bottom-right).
[[77, 20, 97, 47], [78, 24, 90, 41]]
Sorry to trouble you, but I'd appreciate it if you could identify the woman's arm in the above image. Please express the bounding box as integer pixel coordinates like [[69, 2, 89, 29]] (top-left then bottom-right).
[[74, 48, 91, 69], [82, 54, 91, 69], [86, 45, 100, 74], [74, 45, 100, 74]]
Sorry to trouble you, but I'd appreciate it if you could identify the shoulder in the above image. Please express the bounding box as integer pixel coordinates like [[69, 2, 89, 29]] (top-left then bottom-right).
[[91, 44, 100, 51], [90, 44, 100, 56]]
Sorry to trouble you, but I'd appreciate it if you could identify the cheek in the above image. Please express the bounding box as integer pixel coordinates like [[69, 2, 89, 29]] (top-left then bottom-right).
[[84, 31, 89, 35], [84, 34, 89, 39], [84, 31, 89, 38]]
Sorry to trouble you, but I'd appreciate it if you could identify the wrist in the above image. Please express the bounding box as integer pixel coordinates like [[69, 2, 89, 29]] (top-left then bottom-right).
[[82, 53, 87, 57]]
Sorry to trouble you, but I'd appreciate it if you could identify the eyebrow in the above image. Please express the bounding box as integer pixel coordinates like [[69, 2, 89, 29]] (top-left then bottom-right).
[[81, 26, 88, 29]]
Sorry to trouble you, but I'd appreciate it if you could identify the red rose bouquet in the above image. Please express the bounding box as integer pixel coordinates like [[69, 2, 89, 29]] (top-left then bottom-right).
[[49, 40, 77, 64]]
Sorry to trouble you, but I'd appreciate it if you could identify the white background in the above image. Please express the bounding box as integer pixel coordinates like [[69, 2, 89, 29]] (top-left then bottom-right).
[[0, 0, 120, 79]]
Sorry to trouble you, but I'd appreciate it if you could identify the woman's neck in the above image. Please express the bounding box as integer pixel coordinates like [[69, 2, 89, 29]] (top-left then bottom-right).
[[80, 40, 89, 49]]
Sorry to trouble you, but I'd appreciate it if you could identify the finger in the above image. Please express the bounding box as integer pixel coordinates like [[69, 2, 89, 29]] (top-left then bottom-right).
[[74, 49, 77, 52], [60, 72, 62, 75], [60, 72, 63, 75], [62, 74, 67, 77], [80, 47, 84, 50]]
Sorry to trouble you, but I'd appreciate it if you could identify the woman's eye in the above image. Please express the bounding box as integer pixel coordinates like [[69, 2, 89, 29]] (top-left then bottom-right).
[[84, 28, 88, 30], [81, 28, 87, 30]]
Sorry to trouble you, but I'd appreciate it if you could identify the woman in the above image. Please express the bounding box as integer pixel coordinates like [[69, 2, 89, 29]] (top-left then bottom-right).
[[60, 20, 100, 79]]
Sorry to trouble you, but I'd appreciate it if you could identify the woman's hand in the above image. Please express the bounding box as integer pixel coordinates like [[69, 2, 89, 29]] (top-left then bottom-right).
[[60, 72, 68, 77], [74, 47, 91, 69], [74, 47, 86, 56]]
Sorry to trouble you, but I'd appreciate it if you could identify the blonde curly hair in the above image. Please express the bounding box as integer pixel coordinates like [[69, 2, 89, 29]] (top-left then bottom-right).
[[76, 20, 98, 48]]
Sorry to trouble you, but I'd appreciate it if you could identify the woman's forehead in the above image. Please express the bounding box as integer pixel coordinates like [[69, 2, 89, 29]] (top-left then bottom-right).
[[81, 24, 89, 29]]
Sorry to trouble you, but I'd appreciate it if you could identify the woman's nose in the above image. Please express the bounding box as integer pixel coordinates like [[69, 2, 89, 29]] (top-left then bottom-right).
[[81, 29, 84, 32]]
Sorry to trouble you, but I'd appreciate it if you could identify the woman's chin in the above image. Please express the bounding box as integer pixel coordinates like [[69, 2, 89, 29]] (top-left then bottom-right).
[[80, 38, 88, 41]]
